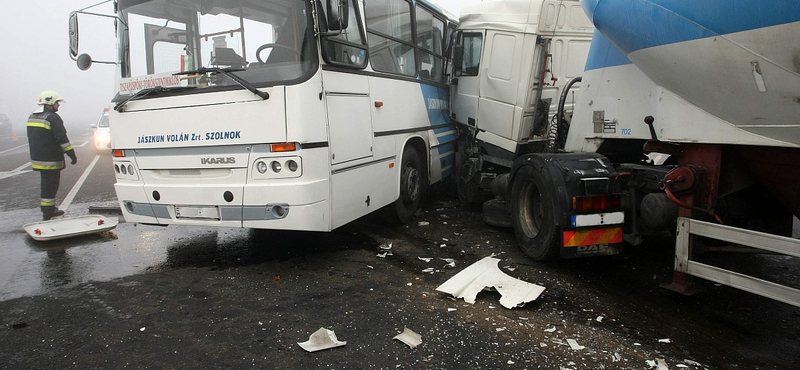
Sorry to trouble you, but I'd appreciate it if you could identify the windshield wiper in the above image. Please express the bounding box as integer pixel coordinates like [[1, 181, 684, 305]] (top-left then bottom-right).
[[174, 67, 270, 100], [114, 85, 196, 112]]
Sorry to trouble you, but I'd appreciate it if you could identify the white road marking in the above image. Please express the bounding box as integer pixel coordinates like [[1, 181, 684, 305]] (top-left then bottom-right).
[[59, 154, 101, 212], [0, 144, 28, 156], [0, 162, 32, 181], [74, 141, 89, 148]]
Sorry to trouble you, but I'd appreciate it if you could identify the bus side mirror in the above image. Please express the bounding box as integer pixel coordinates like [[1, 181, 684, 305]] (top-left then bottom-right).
[[67, 9, 119, 70], [326, 0, 350, 31], [69, 12, 79, 58], [77, 54, 93, 71]]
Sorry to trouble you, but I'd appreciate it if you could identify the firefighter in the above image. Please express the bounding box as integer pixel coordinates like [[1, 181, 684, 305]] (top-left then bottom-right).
[[27, 90, 78, 220]]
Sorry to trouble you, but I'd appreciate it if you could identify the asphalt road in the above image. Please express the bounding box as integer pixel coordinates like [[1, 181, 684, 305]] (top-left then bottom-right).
[[0, 129, 798, 369]]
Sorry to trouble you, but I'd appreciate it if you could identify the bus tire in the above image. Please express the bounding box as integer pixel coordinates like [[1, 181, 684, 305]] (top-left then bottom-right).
[[510, 165, 561, 261], [391, 147, 422, 224]]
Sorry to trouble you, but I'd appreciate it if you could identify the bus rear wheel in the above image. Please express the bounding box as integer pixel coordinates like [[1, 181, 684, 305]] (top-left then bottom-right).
[[510, 165, 561, 261], [391, 147, 422, 224]]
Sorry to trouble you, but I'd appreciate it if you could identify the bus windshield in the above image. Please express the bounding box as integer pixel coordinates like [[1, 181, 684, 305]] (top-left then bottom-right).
[[117, 0, 316, 94]]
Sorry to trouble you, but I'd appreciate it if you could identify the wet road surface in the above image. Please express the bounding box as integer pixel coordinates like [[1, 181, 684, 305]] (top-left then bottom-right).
[[0, 130, 798, 369]]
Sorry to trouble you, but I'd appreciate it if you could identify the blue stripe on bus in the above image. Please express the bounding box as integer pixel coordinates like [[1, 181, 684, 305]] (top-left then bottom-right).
[[419, 84, 452, 130], [436, 133, 457, 146], [582, 0, 800, 55], [437, 141, 455, 155]]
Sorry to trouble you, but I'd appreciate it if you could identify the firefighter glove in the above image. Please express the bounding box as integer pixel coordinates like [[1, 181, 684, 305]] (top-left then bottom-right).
[[67, 150, 77, 165]]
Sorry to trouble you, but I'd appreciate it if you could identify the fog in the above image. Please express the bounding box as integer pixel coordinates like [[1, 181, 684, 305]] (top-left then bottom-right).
[[0, 0, 480, 133]]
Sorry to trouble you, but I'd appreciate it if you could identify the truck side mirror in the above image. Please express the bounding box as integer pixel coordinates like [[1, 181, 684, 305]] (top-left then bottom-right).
[[69, 12, 79, 58], [326, 0, 350, 31]]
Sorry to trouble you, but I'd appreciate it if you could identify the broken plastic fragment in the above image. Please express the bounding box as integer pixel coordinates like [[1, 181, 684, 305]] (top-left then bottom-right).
[[436, 257, 545, 309], [393, 327, 422, 348], [422, 268, 434, 273], [298, 327, 347, 352], [418, 257, 433, 262], [683, 359, 701, 366], [567, 339, 585, 350], [596, 315, 604, 322], [658, 338, 671, 343], [377, 252, 388, 258], [418, 221, 429, 226], [544, 326, 557, 333], [656, 359, 669, 370]]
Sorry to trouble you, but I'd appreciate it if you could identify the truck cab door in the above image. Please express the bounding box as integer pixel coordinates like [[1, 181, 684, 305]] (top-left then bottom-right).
[[451, 31, 484, 128]]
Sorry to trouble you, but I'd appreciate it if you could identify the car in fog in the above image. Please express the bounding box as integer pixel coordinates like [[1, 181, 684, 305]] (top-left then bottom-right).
[[91, 109, 111, 151], [0, 113, 11, 135]]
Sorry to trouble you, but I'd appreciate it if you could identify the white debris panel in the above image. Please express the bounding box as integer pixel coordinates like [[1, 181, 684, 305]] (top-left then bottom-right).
[[393, 327, 422, 348], [297, 327, 347, 352], [435, 256, 546, 309]]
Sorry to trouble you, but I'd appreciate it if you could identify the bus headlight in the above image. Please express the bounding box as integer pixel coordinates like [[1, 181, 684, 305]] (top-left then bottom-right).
[[287, 160, 298, 172], [256, 160, 268, 174], [252, 156, 302, 179]]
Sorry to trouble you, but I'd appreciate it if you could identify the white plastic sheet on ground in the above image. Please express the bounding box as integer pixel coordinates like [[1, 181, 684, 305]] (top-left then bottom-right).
[[435, 256, 546, 309], [393, 327, 422, 348], [297, 327, 347, 352]]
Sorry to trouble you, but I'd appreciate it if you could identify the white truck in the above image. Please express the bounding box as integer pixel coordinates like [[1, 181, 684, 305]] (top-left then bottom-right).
[[450, 0, 800, 306]]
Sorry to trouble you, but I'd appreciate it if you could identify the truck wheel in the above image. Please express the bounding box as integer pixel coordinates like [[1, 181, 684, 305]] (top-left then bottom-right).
[[483, 198, 513, 228], [391, 147, 422, 224], [510, 165, 561, 260]]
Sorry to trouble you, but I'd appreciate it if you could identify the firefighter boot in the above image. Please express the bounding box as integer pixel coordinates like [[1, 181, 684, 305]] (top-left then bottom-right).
[[42, 206, 65, 221]]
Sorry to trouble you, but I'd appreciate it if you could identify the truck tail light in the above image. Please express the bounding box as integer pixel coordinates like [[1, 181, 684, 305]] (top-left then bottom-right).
[[573, 194, 623, 212]]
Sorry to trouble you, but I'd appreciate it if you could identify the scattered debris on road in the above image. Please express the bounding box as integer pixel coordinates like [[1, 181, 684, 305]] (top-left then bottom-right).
[[23, 215, 118, 241], [435, 256, 545, 309], [298, 327, 346, 352], [393, 327, 422, 348]]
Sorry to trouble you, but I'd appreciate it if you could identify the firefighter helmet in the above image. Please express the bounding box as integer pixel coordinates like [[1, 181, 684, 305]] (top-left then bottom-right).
[[38, 90, 65, 106]]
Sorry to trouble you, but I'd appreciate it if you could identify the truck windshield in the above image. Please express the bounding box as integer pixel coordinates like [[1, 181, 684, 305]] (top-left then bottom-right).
[[117, 0, 316, 96]]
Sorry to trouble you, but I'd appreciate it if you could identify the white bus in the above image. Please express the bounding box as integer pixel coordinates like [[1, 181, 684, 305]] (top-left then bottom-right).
[[73, 0, 457, 231]]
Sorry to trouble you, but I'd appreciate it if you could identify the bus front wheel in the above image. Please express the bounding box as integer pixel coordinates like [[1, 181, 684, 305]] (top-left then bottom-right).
[[391, 147, 422, 224]]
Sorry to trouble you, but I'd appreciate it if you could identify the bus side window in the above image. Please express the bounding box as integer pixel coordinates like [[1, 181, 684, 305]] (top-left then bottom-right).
[[366, 0, 415, 77], [415, 5, 445, 82], [321, 0, 368, 68]]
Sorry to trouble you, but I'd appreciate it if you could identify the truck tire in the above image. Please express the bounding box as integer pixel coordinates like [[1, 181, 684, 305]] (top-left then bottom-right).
[[510, 165, 561, 261], [390, 147, 422, 224], [483, 198, 513, 228]]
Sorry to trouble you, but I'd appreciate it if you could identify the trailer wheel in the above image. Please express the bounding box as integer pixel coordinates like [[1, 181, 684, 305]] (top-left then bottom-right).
[[390, 147, 422, 224], [510, 165, 561, 260]]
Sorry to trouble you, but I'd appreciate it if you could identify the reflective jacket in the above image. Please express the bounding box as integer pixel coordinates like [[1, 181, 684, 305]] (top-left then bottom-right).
[[27, 111, 74, 171]]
